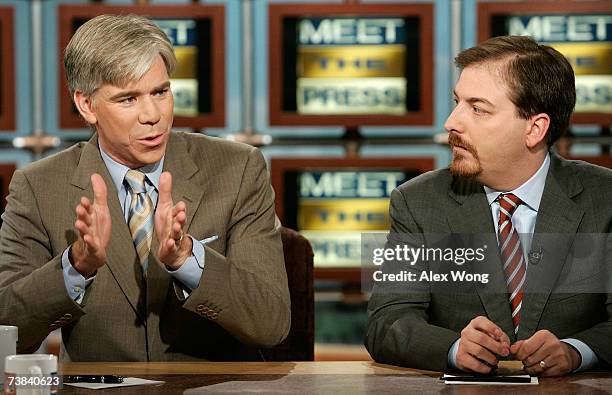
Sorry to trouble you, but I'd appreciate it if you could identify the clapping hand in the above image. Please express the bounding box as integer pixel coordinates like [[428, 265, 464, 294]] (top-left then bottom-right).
[[71, 173, 111, 278], [154, 171, 192, 269]]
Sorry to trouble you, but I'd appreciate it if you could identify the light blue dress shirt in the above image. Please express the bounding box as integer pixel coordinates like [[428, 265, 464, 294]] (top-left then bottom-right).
[[61, 147, 205, 302], [448, 154, 598, 371]]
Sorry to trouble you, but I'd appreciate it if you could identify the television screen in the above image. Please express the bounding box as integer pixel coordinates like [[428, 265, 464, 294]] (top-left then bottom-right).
[[156, 19, 209, 117], [0, 21, 3, 120], [58, 5, 225, 129], [288, 170, 415, 267], [0, 6, 15, 131], [269, 3, 434, 126], [289, 16, 418, 115], [478, 2, 612, 123], [272, 158, 435, 270]]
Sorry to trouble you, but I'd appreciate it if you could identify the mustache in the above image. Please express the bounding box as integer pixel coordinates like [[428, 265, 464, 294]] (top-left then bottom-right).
[[448, 133, 478, 157]]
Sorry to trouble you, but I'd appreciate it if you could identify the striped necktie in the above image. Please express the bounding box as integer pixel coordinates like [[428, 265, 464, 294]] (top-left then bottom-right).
[[497, 193, 526, 335], [124, 170, 154, 273]]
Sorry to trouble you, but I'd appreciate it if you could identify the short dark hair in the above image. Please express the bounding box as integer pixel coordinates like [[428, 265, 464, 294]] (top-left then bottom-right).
[[455, 35, 575, 146]]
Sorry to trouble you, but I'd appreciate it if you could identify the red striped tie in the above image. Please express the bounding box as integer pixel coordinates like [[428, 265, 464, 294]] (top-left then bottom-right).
[[497, 193, 526, 335]]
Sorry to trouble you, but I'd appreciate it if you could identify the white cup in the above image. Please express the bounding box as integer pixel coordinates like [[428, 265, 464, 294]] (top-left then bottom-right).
[[0, 327, 17, 384], [3, 354, 57, 395]]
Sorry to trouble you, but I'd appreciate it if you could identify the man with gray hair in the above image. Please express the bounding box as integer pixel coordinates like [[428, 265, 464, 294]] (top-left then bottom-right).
[[0, 14, 290, 361]]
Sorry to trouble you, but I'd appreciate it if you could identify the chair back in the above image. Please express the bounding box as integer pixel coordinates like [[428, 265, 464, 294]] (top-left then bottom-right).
[[261, 227, 314, 361]]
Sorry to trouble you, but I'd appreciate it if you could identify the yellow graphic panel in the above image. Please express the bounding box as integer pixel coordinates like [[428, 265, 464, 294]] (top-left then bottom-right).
[[298, 198, 391, 231], [297, 45, 406, 78], [551, 42, 612, 75], [173, 46, 197, 79]]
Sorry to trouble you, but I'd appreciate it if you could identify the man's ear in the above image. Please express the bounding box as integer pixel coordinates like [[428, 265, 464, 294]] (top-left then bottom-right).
[[525, 113, 550, 149], [73, 91, 97, 125]]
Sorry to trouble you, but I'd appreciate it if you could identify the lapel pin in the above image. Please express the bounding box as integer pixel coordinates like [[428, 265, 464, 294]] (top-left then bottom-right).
[[528, 248, 544, 265]]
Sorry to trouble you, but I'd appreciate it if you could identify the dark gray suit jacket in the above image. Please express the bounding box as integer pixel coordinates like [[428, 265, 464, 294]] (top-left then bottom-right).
[[0, 132, 290, 361], [365, 153, 612, 371]]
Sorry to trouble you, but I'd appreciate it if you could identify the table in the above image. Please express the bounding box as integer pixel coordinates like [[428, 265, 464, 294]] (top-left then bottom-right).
[[58, 361, 612, 394]]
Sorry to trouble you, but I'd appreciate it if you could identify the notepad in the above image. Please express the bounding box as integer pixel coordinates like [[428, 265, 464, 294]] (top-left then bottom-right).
[[442, 374, 538, 385], [442, 362, 538, 385], [64, 377, 164, 390]]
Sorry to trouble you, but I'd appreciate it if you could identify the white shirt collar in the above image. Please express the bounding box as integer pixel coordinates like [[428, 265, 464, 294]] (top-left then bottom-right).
[[484, 153, 550, 212]]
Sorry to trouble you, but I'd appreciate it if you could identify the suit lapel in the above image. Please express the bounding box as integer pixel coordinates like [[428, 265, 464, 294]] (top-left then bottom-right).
[[446, 178, 515, 339], [70, 135, 146, 323], [161, 133, 204, 233], [147, 133, 206, 314], [517, 154, 584, 339]]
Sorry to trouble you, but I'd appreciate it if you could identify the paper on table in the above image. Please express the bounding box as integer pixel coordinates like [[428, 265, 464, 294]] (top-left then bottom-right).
[[442, 361, 538, 385], [64, 377, 164, 390], [442, 374, 538, 385]]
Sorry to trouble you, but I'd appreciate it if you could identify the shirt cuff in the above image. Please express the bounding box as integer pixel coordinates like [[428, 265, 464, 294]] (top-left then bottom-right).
[[561, 338, 598, 372], [448, 338, 461, 369], [61, 247, 95, 304], [164, 235, 205, 291]]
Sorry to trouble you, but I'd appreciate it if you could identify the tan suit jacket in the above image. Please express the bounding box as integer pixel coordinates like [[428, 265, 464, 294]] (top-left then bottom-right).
[[0, 132, 291, 361]]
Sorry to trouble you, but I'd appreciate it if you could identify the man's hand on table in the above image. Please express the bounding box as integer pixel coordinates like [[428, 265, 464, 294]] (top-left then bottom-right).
[[511, 330, 581, 376], [456, 316, 511, 373], [455, 317, 581, 377]]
